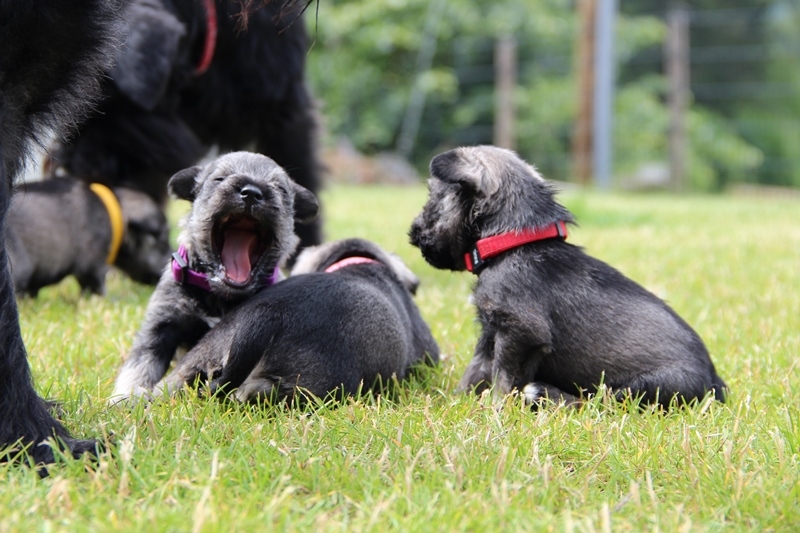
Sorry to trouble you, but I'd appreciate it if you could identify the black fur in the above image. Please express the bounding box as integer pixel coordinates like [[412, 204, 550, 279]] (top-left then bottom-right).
[[49, 0, 323, 249], [410, 146, 727, 408], [0, 0, 125, 467], [154, 239, 440, 404]]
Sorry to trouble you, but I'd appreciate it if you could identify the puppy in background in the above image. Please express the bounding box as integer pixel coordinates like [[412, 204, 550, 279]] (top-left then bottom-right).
[[7, 178, 171, 297], [153, 238, 440, 404], [409, 145, 726, 407], [111, 151, 318, 402]]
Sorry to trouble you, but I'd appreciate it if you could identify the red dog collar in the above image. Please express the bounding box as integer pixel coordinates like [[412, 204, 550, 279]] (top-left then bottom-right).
[[194, 0, 218, 75], [465, 221, 568, 274], [324, 256, 379, 273], [171, 244, 280, 291]]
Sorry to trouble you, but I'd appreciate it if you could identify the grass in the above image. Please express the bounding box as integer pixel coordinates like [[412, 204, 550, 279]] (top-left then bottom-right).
[[2, 184, 799, 532]]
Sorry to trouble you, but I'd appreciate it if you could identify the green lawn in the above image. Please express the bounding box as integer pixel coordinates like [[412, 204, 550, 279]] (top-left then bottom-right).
[[3, 184, 799, 531]]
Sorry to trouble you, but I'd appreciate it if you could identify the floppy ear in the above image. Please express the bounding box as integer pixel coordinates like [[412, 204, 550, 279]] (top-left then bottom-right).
[[429, 148, 500, 197], [385, 253, 421, 295], [168, 166, 202, 201], [110, 0, 186, 111], [292, 183, 319, 223]]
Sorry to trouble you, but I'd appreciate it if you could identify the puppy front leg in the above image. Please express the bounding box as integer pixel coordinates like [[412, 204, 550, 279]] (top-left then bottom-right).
[[75, 267, 107, 295], [209, 311, 278, 396], [152, 352, 220, 399], [458, 322, 497, 394], [491, 327, 552, 398], [111, 291, 209, 402], [492, 333, 582, 407], [153, 321, 241, 398]]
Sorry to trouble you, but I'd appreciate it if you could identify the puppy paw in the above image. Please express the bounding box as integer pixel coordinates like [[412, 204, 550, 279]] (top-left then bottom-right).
[[66, 438, 104, 459], [108, 386, 153, 406], [522, 383, 543, 404], [522, 382, 582, 408]]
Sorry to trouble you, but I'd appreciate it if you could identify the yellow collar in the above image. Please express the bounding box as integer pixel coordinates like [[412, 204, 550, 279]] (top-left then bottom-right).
[[89, 183, 124, 265]]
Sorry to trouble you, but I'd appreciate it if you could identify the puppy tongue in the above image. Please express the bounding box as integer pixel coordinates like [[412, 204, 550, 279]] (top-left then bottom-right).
[[222, 228, 256, 283]]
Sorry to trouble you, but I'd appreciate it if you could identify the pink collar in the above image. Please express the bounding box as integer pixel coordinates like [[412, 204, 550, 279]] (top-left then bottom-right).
[[194, 0, 218, 75], [465, 221, 568, 274], [324, 256, 379, 273], [171, 244, 280, 291]]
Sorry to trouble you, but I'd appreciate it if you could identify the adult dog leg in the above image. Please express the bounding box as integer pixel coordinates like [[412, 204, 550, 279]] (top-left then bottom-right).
[[0, 179, 97, 466], [255, 102, 323, 250]]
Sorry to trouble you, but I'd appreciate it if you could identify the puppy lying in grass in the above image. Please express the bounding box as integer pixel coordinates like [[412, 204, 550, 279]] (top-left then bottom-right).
[[153, 238, 440, 404], [111, 151, 318, 403], [409, 145, 727, 407]]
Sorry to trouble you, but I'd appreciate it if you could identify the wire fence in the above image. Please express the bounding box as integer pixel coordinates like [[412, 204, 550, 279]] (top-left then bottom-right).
[[444, 3, 799, 189]]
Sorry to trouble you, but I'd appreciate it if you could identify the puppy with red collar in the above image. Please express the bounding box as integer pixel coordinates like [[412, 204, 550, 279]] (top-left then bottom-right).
[[409, 145, 726, 407], [153, 238, 440, 404], [111, 151, 318, 403]]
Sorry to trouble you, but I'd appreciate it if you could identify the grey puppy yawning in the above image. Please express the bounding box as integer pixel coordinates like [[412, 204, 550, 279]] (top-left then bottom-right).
[[111, 151, 318, 402], [154, 238, 440, 404]]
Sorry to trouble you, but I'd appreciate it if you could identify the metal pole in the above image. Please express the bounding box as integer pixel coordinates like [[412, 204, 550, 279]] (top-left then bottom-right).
[[592, 0, 617, 189], [397, 0, 447, 159]]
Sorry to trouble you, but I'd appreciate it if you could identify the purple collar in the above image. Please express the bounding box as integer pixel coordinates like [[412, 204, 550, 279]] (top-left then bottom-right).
[[171, 244, 280, 292]]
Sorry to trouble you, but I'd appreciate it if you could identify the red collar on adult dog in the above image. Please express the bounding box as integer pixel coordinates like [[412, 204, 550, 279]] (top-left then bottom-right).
[[465, 221, 569, 274], [171, 244, 281, 291], [194, 0, 218, 75], [325, 256, 379, 273]]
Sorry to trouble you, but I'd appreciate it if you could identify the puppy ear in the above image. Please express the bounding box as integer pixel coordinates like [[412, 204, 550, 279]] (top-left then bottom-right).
[[110, 1, 186, 111], [430, 148, 500, 197], [168, 166, 202, 201], [292, 183, 319, 223], [386, 253, 421, 295]]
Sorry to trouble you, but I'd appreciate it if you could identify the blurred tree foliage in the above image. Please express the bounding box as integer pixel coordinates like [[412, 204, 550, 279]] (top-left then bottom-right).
[[621, 0, 798, 188], [734, 1, 800, 187], [306, 0, 783, 190]]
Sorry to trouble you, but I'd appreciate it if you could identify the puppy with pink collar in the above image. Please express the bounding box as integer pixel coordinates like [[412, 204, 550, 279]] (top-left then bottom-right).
[[111, 152, 318, 403], [153, 238, 440, 404]]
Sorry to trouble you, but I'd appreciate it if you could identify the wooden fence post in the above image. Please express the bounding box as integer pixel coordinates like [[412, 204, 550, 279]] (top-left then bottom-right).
[[494, 37, 517, 150], [666, 2, 690, 191], [572, 0, 596, 186]]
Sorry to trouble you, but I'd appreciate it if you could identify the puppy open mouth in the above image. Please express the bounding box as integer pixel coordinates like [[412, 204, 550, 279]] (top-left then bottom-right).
[[214, 215, 271, 286]]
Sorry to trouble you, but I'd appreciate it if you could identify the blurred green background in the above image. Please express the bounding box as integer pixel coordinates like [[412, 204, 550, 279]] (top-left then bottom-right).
[[306, 0, 800, 192]]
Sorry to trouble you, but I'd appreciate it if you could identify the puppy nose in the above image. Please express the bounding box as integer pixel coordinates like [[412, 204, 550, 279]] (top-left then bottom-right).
[[239, 184, 264, 205], [409, 222, 422, 246]]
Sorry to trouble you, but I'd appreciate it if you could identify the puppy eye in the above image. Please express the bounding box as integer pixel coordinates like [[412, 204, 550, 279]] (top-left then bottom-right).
[[214, 176, 225, 182]]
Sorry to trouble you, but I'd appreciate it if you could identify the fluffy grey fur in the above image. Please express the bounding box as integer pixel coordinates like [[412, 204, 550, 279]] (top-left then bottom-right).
[[7, 178, 170, 296], [111, 151, 318, 402], [409, 145, 727, 407], [152, 238, 440, 404]]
